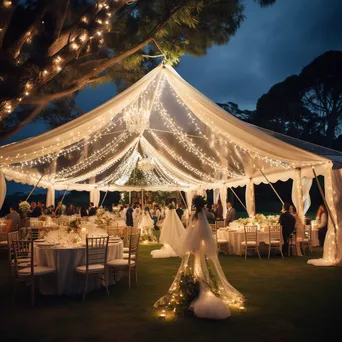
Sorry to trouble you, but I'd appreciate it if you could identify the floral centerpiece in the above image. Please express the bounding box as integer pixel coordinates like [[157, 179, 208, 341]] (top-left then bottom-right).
[[19, 201, 30, 218], [95, 207, 114, 228], [235, 214, 280, 231]]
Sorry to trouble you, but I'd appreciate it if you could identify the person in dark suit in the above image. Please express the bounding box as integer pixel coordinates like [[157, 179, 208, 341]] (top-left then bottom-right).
[[225, 201, 236, 226], [126, 204, 134, 227], [215, 199, 224, 221], [80, 205, 88, 217], [88, 202, 96, 216], [176, 204, 184, 220], [279, 203, 296, 256], [28, 201, 42, 217]]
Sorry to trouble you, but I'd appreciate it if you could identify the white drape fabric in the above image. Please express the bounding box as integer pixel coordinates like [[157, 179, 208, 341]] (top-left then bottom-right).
[[46, 187, 55, 207], [151, 209, 185, 258], [292, 169, 305, 238], [308, 168, 342, 266], [90, 189, 100, 207], [185, 190, 193, 211], [245, 180, 255, 217], [0, 170, 6, 210], [214, 188, 220, 204], [302, 177, 313, 214], [219, 186, 227, 218]]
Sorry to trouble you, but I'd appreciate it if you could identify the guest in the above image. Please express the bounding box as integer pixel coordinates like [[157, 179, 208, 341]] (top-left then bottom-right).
[[215, 199, 224, 221], [88, 202, 96, 216], [315, 204, 328, 247], [126, 204, 134, 227], [38, 201, 45, 215], [80, 205, 88, 217], [46, 205, 55, 215], [225, 201, 236, 226], [176, 204, 184, 220], [65, 204, 75, 216], [28, 201, 42, 217], [204, 205, 215, 223], [55, 202, 63, 216], [279, 203, 296, 256], [6, 205, 21, 233]]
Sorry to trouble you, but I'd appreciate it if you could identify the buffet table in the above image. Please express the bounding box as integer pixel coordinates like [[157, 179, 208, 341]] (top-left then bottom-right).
[[34, 240, 123, 295]]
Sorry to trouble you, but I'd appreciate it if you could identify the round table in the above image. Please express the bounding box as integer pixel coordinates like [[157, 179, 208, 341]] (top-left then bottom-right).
[[34, 240, 123, 295]]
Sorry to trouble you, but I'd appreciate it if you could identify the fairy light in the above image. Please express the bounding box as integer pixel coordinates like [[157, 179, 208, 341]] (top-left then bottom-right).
[[3, 1, 12, 8], [71, 42, 79, 50]]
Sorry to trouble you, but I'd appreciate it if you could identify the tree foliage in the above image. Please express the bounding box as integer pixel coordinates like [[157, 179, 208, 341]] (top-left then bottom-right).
[[252, 51, 342, 149], [0, 0, 275, 141]]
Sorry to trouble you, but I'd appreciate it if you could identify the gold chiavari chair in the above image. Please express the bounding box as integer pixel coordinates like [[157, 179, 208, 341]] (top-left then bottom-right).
[[74, 236, 109, 300], [241, 225, 261, 259], [12, 239, 56, 306], [106, 232, 140, 290], [268, 225, 284, 259]]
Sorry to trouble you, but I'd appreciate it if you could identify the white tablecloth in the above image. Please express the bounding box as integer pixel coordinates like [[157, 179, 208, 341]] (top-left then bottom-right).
[[34, 241, 123, 295], [217, 229, 271, 255], [218, 227, 320, 255]]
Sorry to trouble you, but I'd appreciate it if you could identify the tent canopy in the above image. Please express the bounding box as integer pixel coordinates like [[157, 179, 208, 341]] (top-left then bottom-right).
[[0, 64, 336, 192]]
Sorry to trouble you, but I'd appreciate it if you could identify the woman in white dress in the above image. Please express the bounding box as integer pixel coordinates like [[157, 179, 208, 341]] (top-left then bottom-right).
[[151, 206, 185, 258], [153, 196, 243, 319], [139, 207, 157, 243]]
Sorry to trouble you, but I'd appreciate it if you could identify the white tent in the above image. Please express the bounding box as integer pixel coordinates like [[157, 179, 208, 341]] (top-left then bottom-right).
[[0, 63, 341, 266]]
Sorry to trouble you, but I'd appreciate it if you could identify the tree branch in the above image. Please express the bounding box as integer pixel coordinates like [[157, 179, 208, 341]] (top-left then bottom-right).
[[0, 104, 46, 141], [0, 0, 18, 49]]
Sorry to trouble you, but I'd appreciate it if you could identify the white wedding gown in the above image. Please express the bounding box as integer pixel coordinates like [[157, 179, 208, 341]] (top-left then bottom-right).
[[154, 209, 244, 319], [151, 208, 185, 258], [139, 211, 157, 243]]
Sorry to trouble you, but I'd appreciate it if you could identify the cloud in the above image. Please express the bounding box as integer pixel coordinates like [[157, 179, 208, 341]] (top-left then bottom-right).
[[175, 0, 342, 110]]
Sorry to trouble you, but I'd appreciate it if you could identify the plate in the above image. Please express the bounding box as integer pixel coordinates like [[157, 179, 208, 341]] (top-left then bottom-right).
[[34, 239, 45, 242]]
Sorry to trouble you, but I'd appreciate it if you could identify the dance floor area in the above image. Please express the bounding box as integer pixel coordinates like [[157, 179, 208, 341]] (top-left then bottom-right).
[[0, 245, 341, 342]]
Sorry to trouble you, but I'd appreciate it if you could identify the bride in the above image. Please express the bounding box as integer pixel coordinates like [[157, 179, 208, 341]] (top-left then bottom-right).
[[151, 204, 185, 258], [139, 206, 157, 243], [153, 195, 244, 319]]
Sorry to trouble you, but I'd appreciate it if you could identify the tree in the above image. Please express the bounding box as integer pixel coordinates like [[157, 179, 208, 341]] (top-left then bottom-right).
[[253, 51, 342, 148], [217, 101, 254, 121], [299, 50, 342, 147], [0, 0, 275, 141]]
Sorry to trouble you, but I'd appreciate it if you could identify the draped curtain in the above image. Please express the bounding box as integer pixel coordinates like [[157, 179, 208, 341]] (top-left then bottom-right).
[[90, 188, 100, 207], [219, 186, 227, 218], [46, 187, 55, 208], [0, 170, 6, 210], [245, 180, 255, 217]]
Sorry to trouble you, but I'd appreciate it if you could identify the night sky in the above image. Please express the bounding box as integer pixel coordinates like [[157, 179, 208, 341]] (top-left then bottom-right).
[[3, 0, 342, 193]]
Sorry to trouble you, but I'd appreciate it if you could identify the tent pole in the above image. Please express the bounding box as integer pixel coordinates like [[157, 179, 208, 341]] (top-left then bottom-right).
[[25, 172, 45, 202], [60, 185, 70, 205], [259, 169, 284, 206], [179, 190, 187, 208], [129, 191, 131, 205], [312, 167, 338, 236], [246, 152, 284, 206], [228, 186, 248, 214], [100, 186, 110, 207]]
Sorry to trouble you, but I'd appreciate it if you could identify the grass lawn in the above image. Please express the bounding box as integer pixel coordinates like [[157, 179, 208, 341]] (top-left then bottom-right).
[[0, 245, 341, 342]]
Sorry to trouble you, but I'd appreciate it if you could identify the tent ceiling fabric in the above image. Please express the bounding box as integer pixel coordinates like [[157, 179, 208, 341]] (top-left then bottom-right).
[[0, 64, 334, 191]]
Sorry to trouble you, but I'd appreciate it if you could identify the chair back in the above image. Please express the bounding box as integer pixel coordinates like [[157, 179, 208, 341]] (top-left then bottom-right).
[[244, 225, 258, 242], [128, 232, 140, 265], [12, 239, 33, 276], [28, 228, 39, 240], [7, 231, 19, 260], [215, 221, 225, 229], [304, 225, 312, 241], [209, 223, 217, 241], [30, 220, 44, 228], [85, 236, 109, 267], [268, 225, 282, 243]]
